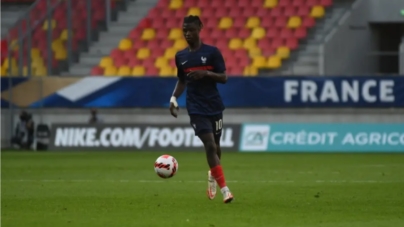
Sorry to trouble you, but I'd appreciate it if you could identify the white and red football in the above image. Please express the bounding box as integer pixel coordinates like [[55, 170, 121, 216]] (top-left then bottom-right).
[[154, 155, 178, 179]]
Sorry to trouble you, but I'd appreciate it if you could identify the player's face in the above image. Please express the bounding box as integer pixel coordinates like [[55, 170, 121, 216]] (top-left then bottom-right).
[[182, 23, 200, 44]]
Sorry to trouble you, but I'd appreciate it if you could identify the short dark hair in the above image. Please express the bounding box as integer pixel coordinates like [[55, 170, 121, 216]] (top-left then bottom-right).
[[183, 15, 203, 29]]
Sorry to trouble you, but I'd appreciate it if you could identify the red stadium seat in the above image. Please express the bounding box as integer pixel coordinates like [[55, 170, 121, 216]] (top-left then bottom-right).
[[215, 39, 228, 50], [257, 8, 270, 18], [211, 30, 224, 40], [284, 7, 297, 17], [321, 0, 333, 7], [242, 8, 256, 18], [91, 66, 104, 75], [280, 28, 294, 39], [169, 58, 176, 68], [148, 8, 160, 18], [155, 28, 169, 39], [271, 38, 284, 49], [234, 49, 248, 59], [138, 18, 152, 29], [129, 27, 143, 40], [307, 0, 319, 7], [133, 40, 148, 49], [295, 27, 308, 39], [204, 18, 218, 28], [261, 17, 274, 28], [237, 55, 251, 66], [303, 17, 316, 28], [224, 0, 238, 8], [233, 17, 245, 28], [110, 49, 123, 60], [155, 0, 169, 9], [146, 66, 159, 76], [160, 40, 173, 49], [197, 0, 210, 9], [147, 39, 160, 49], [238, 28, 251, 39], [292, 0, 305, 7], [265, 28, 279, 39], [114, 56, 128, 68], [286, 38, 299, 50], [214, 8, 228, 18], [211, 0, 223, 8], [87, 0, 328, 76], [174, 8, 188, 19], [239, 0, 253, 8], [127, 57, 142, 68], [166, 18, 181, 29], [278, 0, 293, 7], [183, 0, 197, 8], [297, 6, 311, 17], [270, 7, 283, 17], [275, 16, 288, 28], [251, 0, 264, 7], [229, 8, 242, 18], [224, 28, 238, 39]]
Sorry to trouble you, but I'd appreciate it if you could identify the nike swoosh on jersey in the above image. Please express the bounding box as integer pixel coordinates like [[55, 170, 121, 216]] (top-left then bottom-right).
[[181, 61, 188, 65]]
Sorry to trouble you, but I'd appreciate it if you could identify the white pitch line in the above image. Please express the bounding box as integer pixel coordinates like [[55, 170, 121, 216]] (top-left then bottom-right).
[[2, 179, 403, 184]]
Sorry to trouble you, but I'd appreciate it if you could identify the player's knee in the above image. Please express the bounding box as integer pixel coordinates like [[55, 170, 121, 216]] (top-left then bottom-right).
[[204, 141, 217, 154]]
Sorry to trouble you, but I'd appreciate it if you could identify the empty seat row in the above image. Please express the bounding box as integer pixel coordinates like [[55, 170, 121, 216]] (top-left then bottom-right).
[[92, 0, 332, 76]]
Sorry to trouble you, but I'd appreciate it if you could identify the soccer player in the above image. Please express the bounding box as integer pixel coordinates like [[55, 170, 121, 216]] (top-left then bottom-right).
[[169, 15, 234, 203]]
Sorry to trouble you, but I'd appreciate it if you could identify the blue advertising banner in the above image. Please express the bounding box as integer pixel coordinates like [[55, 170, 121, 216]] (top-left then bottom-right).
[[239, 123, 404, 152], [1, 76, 404, 108]]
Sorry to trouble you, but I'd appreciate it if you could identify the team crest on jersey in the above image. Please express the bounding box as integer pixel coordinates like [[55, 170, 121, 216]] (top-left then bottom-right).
[[201, 56, 207, 64]]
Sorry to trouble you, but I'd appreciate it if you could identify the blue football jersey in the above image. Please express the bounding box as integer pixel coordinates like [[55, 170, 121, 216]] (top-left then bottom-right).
[[175, 43, 226, 116]]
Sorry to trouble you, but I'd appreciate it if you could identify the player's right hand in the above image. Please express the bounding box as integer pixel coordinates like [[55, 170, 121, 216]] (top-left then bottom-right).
[[169, 96, 179, 118]]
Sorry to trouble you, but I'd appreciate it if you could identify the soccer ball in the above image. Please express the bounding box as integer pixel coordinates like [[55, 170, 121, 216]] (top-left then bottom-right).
[[154, 154, 178, 179]]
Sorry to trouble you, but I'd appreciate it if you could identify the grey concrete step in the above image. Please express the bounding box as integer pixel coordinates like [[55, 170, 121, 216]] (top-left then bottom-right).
[[290, 65, 320, 75], [1, 6, 30, 39], [296, 55, 319, 65], [272, 1, 353, 76], [66, 66, 94, 76], [67, 0, 159, 75], [79, 57, 102, 66]]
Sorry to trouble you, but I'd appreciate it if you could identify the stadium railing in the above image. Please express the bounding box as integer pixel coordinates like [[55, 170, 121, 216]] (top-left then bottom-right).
[[400, 37, 404, 75], [3, 0, 127, 77]]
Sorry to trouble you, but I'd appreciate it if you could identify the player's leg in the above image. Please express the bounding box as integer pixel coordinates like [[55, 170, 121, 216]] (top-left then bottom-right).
[[210, 117, 222, 197], [215, 133, 222, 160], [210, 136, 221, 197], [190, 114, 233, 203], [190, 115, 218, 199], [199, 133, 220, 168], [215, 138, 222, 160], [211, 114, 233, 203], [198, 133, 233, 203], [208, 113, 233, 203]]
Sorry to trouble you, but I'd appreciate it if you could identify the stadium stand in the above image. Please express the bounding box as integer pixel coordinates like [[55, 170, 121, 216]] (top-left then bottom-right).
[[1, 0, 354, 77], [1, 0, 126, 77], [90, 0, 334, 77]]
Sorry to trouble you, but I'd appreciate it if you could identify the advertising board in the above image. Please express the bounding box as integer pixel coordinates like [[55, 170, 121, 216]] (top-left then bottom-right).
[[49, 123, 241, 151], [240, 123, 404, 152], [3, 76, 404, 108]]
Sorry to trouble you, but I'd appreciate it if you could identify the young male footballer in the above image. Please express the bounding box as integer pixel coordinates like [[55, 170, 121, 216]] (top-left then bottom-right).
[[169, 15, 234, 203]]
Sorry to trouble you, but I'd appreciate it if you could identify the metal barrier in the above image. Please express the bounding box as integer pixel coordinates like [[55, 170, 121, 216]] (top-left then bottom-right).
[[2, 0, 127, 147], [400, 37, 404, 75], [3, 0, 118, 77]]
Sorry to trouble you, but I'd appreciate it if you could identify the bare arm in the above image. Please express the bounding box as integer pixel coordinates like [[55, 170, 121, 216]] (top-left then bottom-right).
[[172, 79, 186, 98], [169, 79, 186, 118]]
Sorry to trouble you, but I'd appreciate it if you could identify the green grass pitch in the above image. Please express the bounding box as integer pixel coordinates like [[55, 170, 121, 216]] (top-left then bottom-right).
[[2, 151, 404, 227]]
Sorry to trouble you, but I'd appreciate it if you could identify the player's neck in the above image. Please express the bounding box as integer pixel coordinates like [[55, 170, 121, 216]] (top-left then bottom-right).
[[188, 39, 202, 52]]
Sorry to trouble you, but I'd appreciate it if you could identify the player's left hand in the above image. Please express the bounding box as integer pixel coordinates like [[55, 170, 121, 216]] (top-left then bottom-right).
[[187, 70, 208, 80]]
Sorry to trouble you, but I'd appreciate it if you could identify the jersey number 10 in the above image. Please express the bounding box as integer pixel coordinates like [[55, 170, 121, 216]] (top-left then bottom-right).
[[215, 119, 223, 131]]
